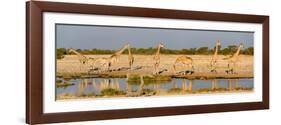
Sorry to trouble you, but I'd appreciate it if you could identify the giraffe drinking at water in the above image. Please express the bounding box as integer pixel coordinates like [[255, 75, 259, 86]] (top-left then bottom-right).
[[224, 43, 244, 74]]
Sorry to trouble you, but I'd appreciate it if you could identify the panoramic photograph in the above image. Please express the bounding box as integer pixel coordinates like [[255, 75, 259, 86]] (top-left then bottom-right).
[[55, 24, 254, 100]]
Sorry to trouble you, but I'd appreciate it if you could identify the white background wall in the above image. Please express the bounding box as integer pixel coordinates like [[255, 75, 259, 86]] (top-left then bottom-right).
[[0, 0, 279, 124]]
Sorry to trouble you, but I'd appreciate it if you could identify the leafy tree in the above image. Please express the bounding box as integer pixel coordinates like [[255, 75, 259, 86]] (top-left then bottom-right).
[[227, 45, 237, 54], [57, 46, 254, 56], [241, 47, 254, 55], [221, 45, 235, 55], [56, 48, 66, 59], [196, 47, 209, 55], [189, 48, 197, 55]]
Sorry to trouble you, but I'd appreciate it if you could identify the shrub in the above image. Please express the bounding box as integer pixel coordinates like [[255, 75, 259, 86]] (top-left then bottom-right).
[[100, 88, 125, 96]]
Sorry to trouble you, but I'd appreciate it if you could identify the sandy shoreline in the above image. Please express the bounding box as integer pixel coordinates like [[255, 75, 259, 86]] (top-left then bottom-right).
[[56, 89, 254, 100]]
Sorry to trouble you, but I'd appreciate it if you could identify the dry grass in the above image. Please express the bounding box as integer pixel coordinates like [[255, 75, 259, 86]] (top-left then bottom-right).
[[57, 54, 253, 78]]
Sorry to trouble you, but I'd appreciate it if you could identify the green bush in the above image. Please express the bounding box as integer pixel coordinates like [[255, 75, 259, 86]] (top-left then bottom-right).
[[168, 88, 182, 93], [100, 88, 125, 96], [56, 48, 67, 59], [127, 75, 172, 85], [57, 46, 254, 56]]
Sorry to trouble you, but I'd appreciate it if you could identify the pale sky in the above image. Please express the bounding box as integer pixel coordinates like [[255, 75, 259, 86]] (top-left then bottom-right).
[[56, 24, 254, 50]]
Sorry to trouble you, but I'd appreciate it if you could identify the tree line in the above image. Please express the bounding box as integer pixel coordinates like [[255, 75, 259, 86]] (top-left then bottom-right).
[[56, 46, 254, 59]]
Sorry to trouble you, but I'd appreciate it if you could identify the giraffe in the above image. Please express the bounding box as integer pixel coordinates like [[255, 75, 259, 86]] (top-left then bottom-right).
[[152, 42, 165, 75], [173, 56, 194, 75], [224, 43, 244, 74], [188, 80, 193, 92], [109, 43, 129, 64], [76, 79, 88, 96], [127, 44, 134, 70], [137, 75, 145, 95], [68, 48, 92, 72], [92, 43, 129, 71], [211, 79, 218, 90], [92, 57, 113, 71], [210, 40, 221, 73]]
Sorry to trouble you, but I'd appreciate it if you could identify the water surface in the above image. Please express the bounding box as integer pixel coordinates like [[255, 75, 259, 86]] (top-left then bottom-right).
[[56, 78, 253, 98]]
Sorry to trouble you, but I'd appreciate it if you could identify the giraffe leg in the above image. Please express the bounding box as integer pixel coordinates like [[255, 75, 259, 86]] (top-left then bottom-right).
[[182, 63, 186, 75], [233, 62, 237, 74], [188, 64, 193, 74], [153, 61, 159, 75], [211, 61, 217, 73], [228, 63, 232, 74], [182, 63, 187, 75], [230, 63, 234, 74], [85, 63, 90, 74], [153, 63, 156, 75], [79, 64, 83, 73], [226, 63, 231, 74], [155, 63, 159, 75], [231, 63, 235, 74], [191, 63, 195, 72], [185, 63, 188, 74], [210, 61, 214, 72], [173, 63, 177, 74], [108, 62, 111, 71], [87, 63, 92, 74], [129, 62, 131, 70], [129, 60, 133, 70], [102, 63, 107, 72], [157, 63, 160, 74], [89, 62, 94, 70]]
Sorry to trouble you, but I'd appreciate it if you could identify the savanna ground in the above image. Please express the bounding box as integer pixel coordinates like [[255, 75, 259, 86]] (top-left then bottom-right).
[[56, 54, 253, 100], [57, 54, 253, 79]]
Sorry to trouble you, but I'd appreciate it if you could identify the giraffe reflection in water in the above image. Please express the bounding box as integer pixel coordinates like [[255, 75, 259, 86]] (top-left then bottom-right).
[[56, 77, 254, 100]]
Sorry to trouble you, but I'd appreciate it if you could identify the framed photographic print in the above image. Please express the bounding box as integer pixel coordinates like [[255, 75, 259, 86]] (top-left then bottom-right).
[[26, 1, 269, 124]]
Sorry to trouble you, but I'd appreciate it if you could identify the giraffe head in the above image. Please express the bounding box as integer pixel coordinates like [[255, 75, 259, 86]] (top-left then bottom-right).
[[68, 48, 75, 53], [239, 43, 244, 49], [216, 40, 221, 47], [159, 42, 165, 48], [124, 43, 130, 48]]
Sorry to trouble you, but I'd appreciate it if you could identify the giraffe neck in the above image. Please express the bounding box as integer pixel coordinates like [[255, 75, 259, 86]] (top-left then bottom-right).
[[70, 49, 87, 60], [234, 46, 242, 57], [155, 45, 161, 57], [214, 44, 219, 57], [115, 45, 128, 56], [128, 46, 132, 56]]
